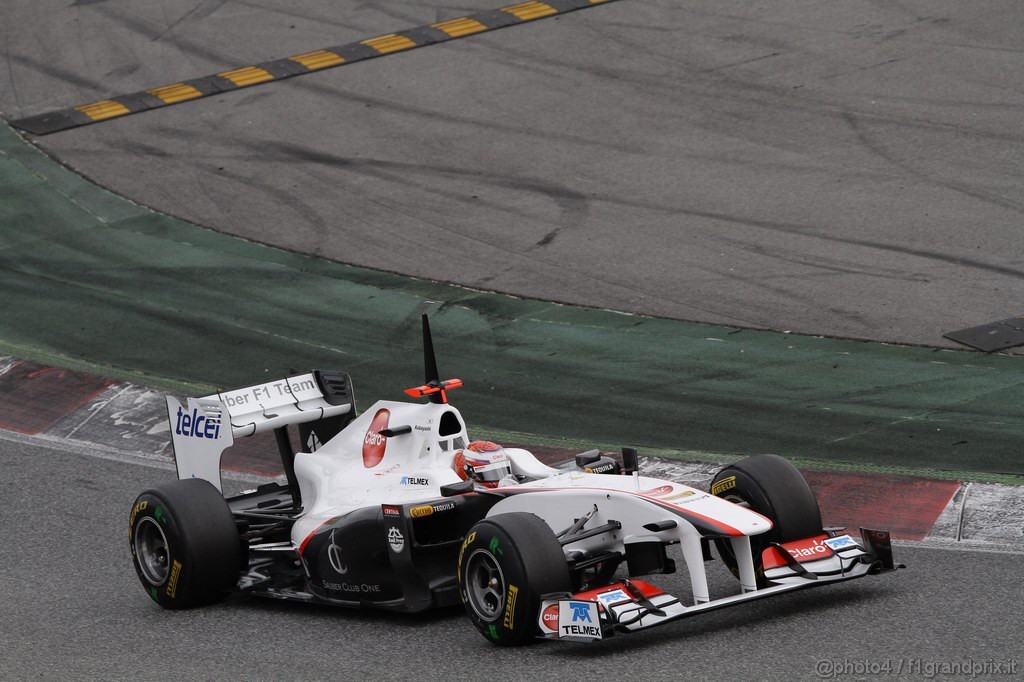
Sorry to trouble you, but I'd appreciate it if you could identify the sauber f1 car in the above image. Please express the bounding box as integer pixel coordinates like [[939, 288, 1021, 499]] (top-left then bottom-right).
[[129, 316, 898, 646]]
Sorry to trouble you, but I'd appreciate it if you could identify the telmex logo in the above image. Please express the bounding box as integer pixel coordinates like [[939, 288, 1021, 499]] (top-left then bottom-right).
[[362, 408, 390, 468], [570, 602, 593, 622], [174, 407, 221, 440]]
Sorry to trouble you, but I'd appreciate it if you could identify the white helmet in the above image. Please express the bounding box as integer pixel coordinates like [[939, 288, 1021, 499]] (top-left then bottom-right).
[[453, 441, 513, 488]]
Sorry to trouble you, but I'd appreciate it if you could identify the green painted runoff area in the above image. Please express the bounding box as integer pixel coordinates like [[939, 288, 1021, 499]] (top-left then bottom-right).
[[2, 122, 1023, 480]]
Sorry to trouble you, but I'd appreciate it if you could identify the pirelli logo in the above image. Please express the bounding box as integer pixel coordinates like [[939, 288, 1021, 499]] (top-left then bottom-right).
[[711, 475, 737, 496], [10, 0, 623, 136], [166, 560, 183, 599], [503, 583, 519, 629]]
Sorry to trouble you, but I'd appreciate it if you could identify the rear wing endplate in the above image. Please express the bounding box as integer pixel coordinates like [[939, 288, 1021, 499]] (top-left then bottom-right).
[[167, 370, 354, 491]]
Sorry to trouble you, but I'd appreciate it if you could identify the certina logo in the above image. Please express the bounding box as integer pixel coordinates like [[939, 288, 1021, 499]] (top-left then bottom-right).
[[327, 529, 347, 575], [174, 406, 222, 440], [362, 408, 391, 468]]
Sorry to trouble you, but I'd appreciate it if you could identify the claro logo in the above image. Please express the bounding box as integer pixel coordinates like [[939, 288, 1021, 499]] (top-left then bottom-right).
[[362, 408, 391, 468]]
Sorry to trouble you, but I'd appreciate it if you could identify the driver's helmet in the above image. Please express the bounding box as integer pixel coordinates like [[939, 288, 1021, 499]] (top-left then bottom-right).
[[453, 440, 513, 488]]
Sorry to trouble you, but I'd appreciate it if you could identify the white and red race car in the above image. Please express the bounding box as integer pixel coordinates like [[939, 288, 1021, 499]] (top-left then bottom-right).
[[129, 316, 898, 646]]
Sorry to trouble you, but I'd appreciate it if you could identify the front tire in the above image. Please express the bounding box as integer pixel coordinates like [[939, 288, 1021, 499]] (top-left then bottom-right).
[[711, 454, 822, 584], [458, 512, 571, 646], [129, 479, 242, 609]]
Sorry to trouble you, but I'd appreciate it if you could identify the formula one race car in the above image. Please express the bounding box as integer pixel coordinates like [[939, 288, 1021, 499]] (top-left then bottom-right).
[[128, 316, 898, 646]]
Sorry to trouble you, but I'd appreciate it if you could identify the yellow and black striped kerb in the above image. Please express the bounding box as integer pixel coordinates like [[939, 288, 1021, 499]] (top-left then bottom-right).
[[11, 0, 618, 136]]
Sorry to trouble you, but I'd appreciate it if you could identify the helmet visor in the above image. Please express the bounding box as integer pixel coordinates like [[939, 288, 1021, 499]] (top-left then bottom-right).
[[471, 460, 512, 482]]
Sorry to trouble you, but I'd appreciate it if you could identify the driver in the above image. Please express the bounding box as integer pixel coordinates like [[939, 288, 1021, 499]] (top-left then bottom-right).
[[452, 440, 517, 488]]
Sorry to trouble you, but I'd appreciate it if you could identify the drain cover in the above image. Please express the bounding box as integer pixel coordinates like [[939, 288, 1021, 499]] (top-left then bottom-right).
[[944, 316, 1024, 352]]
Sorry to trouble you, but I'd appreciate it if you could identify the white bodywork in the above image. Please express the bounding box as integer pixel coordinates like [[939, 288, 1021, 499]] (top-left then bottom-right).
[[167, 375, 776, 607], [168, 373, 353, 491], [290, 399, 469, 543]]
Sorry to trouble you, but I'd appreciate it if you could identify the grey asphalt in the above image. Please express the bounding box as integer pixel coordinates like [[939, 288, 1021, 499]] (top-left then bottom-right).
[[2, 0, 1023, 347], [2, 4, 1023, 678], [2, 437, 1021, 681]]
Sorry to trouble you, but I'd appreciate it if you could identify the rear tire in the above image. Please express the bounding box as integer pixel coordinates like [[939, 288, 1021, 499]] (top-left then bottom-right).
[[129, 479, 242, 609], [710, 454, 822, 585], [458, 512, 571, 646]]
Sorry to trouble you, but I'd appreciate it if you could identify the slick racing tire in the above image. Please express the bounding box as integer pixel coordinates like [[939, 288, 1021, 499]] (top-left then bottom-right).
[[459, 512, 571, 646], [710, 454, 822, 586], [129, 479, 242, 609]]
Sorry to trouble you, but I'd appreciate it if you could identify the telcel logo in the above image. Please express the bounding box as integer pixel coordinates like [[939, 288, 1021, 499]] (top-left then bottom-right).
[[175, 406, 221, 439]]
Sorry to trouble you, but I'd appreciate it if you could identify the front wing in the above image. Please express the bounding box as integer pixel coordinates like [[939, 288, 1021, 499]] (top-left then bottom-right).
[[538, 528, 898, 642]]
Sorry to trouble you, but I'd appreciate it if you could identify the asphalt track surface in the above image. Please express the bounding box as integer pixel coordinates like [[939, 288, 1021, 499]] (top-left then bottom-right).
[[2, 0, 1024, 347], [3, 437, 1022, 682], [2, 2, 1024, 680], [5, 121, 1024, 480]]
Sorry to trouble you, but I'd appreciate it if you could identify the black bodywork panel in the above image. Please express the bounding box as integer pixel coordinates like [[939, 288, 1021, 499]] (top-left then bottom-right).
[[237, 490, 501, 612]]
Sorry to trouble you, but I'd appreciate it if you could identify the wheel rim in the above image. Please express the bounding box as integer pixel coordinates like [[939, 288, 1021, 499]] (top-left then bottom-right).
[[465, 549, 506, 621], [134, 517, 171, 585]]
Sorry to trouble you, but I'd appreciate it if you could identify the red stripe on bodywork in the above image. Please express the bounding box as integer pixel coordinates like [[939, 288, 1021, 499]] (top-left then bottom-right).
[[637, 493, 748, 536], [761, 534, 833, 569], [495, 485, 748, 536], [298, 516, 337, 556], [574, 579, 665, 602]]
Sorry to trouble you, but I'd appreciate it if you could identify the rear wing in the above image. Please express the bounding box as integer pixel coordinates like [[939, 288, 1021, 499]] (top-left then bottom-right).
[[167, 370, 355, 491]]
